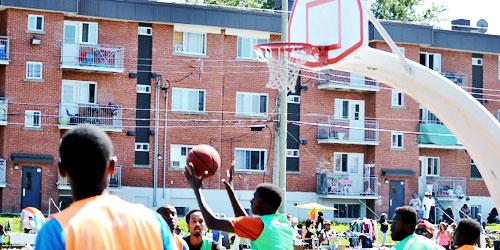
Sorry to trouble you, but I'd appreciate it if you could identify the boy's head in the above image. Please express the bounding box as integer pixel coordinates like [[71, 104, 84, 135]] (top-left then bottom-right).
[[185, 209, 204, 237], [59, 125, 115, 194], [454, 219, 481, 247], [157, 205, 177, 231], [391, 206, 417, 241], [251, 183, 283, 215]]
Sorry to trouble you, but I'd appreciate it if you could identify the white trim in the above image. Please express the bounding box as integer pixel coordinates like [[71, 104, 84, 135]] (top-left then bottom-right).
[[79, 22, 98, 44], [286, 149, 299, 158], [171, 87, 206, 113], [234, 147, 267, 172], [173, 24, 221, 34], [287, 95, 301, 104], [26, 61, 42, 79], [170, 144, 194, 169], [27, 14, 44, 32], [138, 27, 152, 36], [135, 143, 150, 152], [225, 28, 270, 39], [391, 89, 404, 108], [419, 156, 440, 177], [136, 84, 151, 94], [418, 144, 465, 150], [472, 58, 483, 66], [173, 31, 207, 56], [235, 91, 268, 117], [24, 110, 41, 128], [391, 131, 404, 149], [236, 37, 268, 60]]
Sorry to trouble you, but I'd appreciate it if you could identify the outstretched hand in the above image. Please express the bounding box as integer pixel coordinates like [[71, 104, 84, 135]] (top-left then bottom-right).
[[222, 161, 235, 188], [184, 162, 208, 190]]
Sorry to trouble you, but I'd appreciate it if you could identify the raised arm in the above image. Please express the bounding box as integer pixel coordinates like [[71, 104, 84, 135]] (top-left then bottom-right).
[[222, 162, 248, 217]]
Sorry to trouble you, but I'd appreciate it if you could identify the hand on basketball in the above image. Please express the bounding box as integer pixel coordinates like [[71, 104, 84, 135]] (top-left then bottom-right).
[[184, 162, 208, 190], [222, 161, 235, 188]]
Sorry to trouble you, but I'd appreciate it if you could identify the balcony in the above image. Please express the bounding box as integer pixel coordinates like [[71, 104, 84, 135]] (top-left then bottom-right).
[[61, 43, 124, 73], [57, 166, 122, 189], [317, 172, 379, 199], [0, 36, 9, 64], [419, 176, 466, 199], [0, 98, 7, 125], [317, 117, 379, 145], [59, 103, 123, 132], [418, 121, 464, 149], [0, 159, 6, 187], [317, 71, 379, 92], [441, 71, 467, 88]]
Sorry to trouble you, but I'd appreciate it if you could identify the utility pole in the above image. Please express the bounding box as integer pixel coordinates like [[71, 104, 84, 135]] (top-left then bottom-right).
[[153, 73, 161, 207]]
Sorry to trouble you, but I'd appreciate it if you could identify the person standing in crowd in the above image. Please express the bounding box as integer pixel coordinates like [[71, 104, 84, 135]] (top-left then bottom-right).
[[436, 223, 450, 250], [447, 223, 457, 248], [460, 204, 470, 219], [303, 219, 315, 248], [318, 220, 336, 250], [34, 125, 174, 250], [291, 217, 301, 239], [422, 192, 436, 223], [443, 207, 454, 225], [316, 212, 324, 232], [157, 205, 189, 250], [391, 206, 441, 250], [183, 209, 221, 250], [409, 193, 422, 219], [453, 219, 481, 250], [379, 213, 389, 246]]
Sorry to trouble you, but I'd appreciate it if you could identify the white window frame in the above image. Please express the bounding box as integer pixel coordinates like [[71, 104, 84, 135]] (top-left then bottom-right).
[[27, 14, 44, 32], [391, 89, 405, 108], [173, 31, 207, 55], [234, 148, 267, 172], [391, 132, 404, 149], [420, 52, 441, 72], [419, 156, 440, 177], [286, 149, 299, 158], [171, 87, 206, 113], [79, 22, 98, 44], [24, 110, 41, 128], [236, 92, 268, 117], [61, 80, 97, 104], [333, 152, 363, 174], [287, 95, 301, 104], [237, 37, 268, 60], [170, 144, 194, 169], [135, 143, 150, 152], [138, 27, 152, 36], [136, 84, 151, 94], [26, 62, 42, 80]]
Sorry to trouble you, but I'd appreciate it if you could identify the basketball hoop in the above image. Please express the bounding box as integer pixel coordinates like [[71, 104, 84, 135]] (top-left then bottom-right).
[[255, 42, 317, 93]]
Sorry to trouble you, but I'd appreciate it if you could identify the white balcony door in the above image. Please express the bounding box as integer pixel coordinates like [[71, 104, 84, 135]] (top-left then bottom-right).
[[61, 80, 96, 117], [349, 100, 365, 141], [63, 21, 79, 65]]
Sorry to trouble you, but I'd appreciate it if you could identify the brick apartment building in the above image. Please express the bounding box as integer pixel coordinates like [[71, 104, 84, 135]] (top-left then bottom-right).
[[0, 0, 498, 221]]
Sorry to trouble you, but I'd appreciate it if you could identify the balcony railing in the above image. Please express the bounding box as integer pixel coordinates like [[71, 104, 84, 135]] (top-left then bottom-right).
[[317, 117, 379, 145], [419, 176, 466, 198], [61, 43, 124, 73], [58, 166, 122, 189], [317, 70, 379, 92], [0, 97, 7, 125], [441, 71, 467, 88], [317, 172, 378, 197], [59, 103, 123, 131], [418, 120, 463, 149], [0, 36, 9, 64]]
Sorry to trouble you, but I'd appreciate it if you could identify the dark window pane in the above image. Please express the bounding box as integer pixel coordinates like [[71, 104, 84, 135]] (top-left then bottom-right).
[[342, 101, 348, 118], [341, 154, 348, 172], [420, 53, 426, 65], [471, 160, 482, 178], [251, 151, 260, 170], [82, 23, 89, 43], [260, 96, 267, 113], [89, 84, 95, 103], [429, 55, 434, 69], [36, 17, 43, 30], [198, 91, 204, 111]]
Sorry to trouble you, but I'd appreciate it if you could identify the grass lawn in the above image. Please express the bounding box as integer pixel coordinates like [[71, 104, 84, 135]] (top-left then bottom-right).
[[0, 216, 21, 233]]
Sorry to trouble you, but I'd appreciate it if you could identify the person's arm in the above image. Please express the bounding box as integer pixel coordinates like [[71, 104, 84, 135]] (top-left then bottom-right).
[[34, 219, 65, 250], [222, 162, 248, 217], [185, 163, 235, 233]]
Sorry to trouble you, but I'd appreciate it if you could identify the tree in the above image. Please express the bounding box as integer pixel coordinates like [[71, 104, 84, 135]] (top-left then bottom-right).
[[371, 0, 446, 24], [205, 0, 274, 9]]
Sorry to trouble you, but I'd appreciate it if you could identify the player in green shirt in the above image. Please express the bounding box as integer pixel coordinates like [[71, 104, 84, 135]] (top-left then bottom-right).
[[391, 206, 441, 250]]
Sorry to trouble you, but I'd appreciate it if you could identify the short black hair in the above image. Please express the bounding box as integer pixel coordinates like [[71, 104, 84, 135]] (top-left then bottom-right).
[[395, 206, 417, 228], [59, 125, 113, 185], [318, 212, 323, 216], [185, 209, 201, 225], [255, 183, 283, 212], [455, 219, 481, 246]]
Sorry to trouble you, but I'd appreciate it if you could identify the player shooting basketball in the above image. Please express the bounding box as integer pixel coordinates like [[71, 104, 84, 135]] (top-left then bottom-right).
[[184, 159, 293, 250]]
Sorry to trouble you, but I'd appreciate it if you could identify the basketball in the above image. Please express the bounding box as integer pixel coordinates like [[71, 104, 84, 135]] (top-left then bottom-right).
[[186, 144, 221, 178]]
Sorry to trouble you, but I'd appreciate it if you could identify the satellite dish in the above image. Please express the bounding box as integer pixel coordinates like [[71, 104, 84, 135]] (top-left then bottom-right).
[[477, 19, 488, 33]]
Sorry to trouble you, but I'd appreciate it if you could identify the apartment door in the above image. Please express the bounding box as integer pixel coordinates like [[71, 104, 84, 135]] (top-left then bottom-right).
[[388, 180, 405, 219], [21, 167, 42, 209], [63, 21, 79, 65], [348, 100, 365, 141]]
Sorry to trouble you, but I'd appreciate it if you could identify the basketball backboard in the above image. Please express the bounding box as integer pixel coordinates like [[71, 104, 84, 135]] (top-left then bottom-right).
[[289, 0, 368, 67]]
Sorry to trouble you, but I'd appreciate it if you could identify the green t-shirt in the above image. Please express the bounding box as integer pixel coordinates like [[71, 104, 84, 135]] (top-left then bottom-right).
[[393, 234, 442, 250]]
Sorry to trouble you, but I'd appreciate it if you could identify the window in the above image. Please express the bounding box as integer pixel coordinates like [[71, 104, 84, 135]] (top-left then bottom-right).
[[138, 27, 152, 36], [470, 205, 481, 219], [25, 110, 41, 128], [172, 88, 205, 112], [333, 153, 363, 174], [237, 37, 267, 59], [61, 80, 96, 104], [497, 110, 500, 122], [235, 148, 266, 171], [286, 149, 299, 158], [391, 90, 404, 107], [27, 15, 44, 32], [419, 156, 440, 176], [174, 31, 206, 55], [80, 22, 98, 44], [236, 92, 268, 117], [170, 144, 193, 169], [419, 107, 441, 124], [470, 159, 482, 179], [136, 85, 151, 94], [391, 132, 404, 149], [287, 95, 301, 104], [472, 58, 483, 66], [419, 52, 441, 72], [135, 143, 149, 152], [334, 204, 360, 219], [26, 62, 42, 80]]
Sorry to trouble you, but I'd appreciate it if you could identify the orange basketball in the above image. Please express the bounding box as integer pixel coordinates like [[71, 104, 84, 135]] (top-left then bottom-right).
[[186, 144, 221, 178]]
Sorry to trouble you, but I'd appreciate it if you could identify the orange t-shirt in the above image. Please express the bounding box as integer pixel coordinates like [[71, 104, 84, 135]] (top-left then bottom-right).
[[229, 216, 264, 241]]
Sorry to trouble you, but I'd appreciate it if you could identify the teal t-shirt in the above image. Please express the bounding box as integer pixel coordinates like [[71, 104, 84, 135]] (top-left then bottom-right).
[[393, 234, 442, 250]]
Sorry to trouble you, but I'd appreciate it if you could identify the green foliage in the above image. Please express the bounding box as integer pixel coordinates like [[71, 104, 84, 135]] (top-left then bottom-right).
[[371, 0, 446, 25], [205, 0, 274, 9], [0, 216, 21, 233]]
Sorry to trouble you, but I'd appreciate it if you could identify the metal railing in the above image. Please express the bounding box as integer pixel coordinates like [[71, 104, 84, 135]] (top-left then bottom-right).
[[0, 97, 8, 123], [59, 102, 123, 129], [318, 70, 379, 90], [0, 36, 9, 61], [58, 166, 121, 189], [317, 117, 379, 143], [61, 43, 124, 70], [441, 71, 467, 88], [317, 172, 378, 197], [420, 176, 466, 198]]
